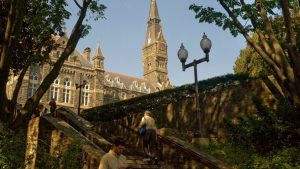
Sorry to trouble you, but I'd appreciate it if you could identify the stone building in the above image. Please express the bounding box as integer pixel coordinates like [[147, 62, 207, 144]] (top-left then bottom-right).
[[7, 0, 172, 111]]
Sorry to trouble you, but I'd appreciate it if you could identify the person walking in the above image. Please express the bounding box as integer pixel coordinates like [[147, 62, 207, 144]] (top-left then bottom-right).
[[139, 110, 158, 164], [48, 98, 57, 117], [98, 136, 128, 169]]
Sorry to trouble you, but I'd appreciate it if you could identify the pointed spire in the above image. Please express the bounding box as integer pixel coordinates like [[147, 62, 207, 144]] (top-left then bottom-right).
[[93, 43, 104, 70], [93, 43, 104, 59], [149, 0, 160, 20], [144, 0, 164, 46]]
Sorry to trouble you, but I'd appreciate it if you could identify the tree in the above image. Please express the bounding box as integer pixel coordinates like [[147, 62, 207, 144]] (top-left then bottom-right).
[[0, 0, 26, 121], [190, 0, 300, 113], [0, 0, 106, 128], [1, 0, 71, 123], [234, 34, 273, 78]]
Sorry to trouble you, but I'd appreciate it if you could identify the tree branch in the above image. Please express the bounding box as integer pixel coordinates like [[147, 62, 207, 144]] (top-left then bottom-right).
[[218, 0, 291, 92], [11, 64, 30, 106], [280, 0, 300, 101], [218, 0, 276, 68], [73, 0, 83, 9], [256, 0, 294, 83], [240, 0, 259, 29], [281, 0, 298, 63]]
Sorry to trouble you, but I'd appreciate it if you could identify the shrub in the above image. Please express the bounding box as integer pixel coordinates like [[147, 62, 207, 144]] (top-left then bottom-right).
[[200, 143, 300, 169], [224, 97, 300, 153], [36, 138, 83, 169], [0, 122, 26, 169], [0, 122, 83, 169]]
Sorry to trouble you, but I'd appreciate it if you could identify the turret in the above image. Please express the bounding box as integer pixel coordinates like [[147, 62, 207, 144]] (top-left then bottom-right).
[[92, 43, 104, 70]]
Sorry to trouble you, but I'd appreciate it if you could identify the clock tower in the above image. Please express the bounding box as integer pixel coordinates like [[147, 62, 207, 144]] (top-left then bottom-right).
[[142, 0, 170, 90]]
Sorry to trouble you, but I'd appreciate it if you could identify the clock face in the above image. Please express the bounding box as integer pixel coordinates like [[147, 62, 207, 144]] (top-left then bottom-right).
[[159, 43, 166, 51]]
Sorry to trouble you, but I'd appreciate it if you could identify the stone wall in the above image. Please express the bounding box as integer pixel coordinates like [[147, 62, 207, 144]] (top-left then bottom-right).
[[101, 78, 277, 139]]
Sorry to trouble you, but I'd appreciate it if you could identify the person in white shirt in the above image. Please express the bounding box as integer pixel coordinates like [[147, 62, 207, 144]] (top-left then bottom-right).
[[139, 110, 158, 164], [98, 136, 128, 169]]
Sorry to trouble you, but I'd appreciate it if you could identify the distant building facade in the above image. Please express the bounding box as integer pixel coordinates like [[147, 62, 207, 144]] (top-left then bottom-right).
[[7, 0, 172, 110]]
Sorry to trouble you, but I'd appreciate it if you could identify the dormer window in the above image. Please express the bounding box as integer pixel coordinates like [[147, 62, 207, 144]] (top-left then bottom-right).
[[56, 51, 61, 58], [133, 81, 138, 87], [141, 82, 146, 88], [115, 77, 120, 83], [106, 76, 111, 81]]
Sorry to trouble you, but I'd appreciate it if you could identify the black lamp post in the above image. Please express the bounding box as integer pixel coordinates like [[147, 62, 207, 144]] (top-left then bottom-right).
[[177, 33, 212, 137], [76, 78, 87, 115]]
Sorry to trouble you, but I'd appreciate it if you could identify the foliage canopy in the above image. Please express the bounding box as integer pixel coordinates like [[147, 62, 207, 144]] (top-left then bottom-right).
[[190, 0, 300, 115]]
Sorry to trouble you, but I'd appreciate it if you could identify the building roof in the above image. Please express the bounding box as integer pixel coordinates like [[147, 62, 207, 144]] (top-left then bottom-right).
[[104, 71, 156, 93], [72, 49, 93, 68]]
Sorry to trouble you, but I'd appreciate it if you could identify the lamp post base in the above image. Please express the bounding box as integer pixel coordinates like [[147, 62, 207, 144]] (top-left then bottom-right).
[[192, 137, 209, 146], [192, 131, 202, 138], [192, 131, 209, 145]]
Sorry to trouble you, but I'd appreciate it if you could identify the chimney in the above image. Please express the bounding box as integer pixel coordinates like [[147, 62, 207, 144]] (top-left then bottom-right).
[[83, 47, 91, 61]]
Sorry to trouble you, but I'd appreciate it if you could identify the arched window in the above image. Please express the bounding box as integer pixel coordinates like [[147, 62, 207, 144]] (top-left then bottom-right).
[[81, 83, 89, 106], [121, 92, 126, 100], [50, 79, 59, 101], [62, 78, 71, 103], [111, 90, 116, 98], [28, 73, 39, 97]]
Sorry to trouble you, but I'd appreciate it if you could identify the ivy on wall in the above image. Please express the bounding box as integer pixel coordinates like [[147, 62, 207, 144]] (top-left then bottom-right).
[[82, 74, 253, 122]]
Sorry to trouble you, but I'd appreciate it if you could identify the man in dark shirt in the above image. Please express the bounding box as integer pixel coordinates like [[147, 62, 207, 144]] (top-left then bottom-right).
[[48, 98, 57, 117]]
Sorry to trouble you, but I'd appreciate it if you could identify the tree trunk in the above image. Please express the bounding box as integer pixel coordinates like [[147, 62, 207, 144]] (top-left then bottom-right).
[[0, 0, 25, 122], [8, 64, 30, 125]]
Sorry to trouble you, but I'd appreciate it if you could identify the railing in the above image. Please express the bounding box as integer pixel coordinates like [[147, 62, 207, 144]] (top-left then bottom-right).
[[100, 122, 231, 169]]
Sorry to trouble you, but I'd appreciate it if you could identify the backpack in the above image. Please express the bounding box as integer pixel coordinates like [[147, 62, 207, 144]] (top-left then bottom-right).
[[139, 124, 147, 136]]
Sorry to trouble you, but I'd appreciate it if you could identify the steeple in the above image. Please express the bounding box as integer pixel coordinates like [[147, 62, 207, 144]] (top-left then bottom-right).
[[149, 0, 160, 21], [142, 0, 171, 90], [144, 0, 165, 47], [93, 43, 104, 70], [93, 43, 104, 59]]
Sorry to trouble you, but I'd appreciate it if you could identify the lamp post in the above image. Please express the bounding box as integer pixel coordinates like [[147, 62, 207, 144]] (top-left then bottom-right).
[[76, 78, 87, 115], [177, 33, 212, 137]]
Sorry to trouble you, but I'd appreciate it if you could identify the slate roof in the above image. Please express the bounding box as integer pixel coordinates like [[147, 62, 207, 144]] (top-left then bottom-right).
[[104, 72, 156, 94], [71, 49, 92, 68]]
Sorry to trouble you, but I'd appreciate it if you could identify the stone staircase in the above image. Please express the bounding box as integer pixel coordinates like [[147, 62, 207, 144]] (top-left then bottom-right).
[[27, 107, 230, 169], [52, 107, 161, 169]]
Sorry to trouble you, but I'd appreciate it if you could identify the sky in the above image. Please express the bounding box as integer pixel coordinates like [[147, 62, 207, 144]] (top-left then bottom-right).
[[65, 0, 247, 87]]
